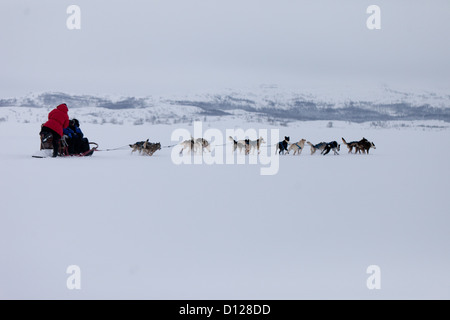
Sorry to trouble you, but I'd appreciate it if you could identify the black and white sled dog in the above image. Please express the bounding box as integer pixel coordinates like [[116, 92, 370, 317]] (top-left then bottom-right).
[[275, 136, 290, 155], [246, 137, 265, 155], [321, 141, 340, 155], [228, 136, 246, 154]]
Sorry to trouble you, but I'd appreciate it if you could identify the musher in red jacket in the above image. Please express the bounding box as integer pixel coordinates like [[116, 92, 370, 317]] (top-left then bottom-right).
[[40, 103, 70, 157]]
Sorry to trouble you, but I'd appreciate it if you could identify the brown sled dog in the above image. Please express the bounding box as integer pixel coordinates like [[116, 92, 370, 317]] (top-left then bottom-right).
[[341, 138, 360, 154], [130, 139, 161, 156], [355, 138, 376, 154], [342, 137, 376, 154], [288, 139, 306, 155]]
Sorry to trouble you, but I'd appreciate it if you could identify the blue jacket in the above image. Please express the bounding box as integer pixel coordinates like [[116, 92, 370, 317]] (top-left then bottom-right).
[[63, 127, 75, 138], [74, 126, 84, 138]]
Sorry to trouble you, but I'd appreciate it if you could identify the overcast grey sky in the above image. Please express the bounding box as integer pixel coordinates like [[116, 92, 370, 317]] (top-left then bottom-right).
[[1, 0, 449, 97]]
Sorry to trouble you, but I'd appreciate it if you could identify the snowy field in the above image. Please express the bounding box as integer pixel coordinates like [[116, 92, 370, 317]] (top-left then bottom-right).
[[0, 120, 449, 299]]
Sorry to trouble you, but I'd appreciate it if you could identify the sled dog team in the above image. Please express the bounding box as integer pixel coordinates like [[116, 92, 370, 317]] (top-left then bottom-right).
[[160, 136, 376, 156], [42, 103, 375, 158]]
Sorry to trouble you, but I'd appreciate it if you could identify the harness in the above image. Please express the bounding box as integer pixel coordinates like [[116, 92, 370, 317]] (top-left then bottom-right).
[[295, 143, 302, 149]]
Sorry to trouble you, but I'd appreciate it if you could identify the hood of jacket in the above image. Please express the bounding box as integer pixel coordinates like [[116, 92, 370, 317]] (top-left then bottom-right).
[[56, 103, 68, 113]]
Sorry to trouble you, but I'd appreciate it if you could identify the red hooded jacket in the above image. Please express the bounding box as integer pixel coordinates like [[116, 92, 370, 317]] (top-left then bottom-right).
[[43, 104, 69, 137]]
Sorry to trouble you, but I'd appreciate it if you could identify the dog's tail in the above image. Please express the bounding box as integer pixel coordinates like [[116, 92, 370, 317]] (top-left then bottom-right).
[[307, 141, 317, 154], [228, 136, 235, 142], [341, 137, 348, 146]]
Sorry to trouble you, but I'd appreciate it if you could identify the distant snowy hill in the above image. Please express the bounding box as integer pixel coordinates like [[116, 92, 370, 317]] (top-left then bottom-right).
[[1, 86, 450, 125]]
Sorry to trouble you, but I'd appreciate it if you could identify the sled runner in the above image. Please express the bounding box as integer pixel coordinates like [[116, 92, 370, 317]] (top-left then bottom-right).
[[33, 131, 98, 158]]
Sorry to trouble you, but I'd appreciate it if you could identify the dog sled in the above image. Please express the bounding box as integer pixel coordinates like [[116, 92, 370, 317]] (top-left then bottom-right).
[[32, 130, 98, 158]]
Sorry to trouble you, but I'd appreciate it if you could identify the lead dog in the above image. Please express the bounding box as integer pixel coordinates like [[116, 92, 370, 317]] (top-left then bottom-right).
[[288, 139, 306, 155], [355, 138, 376, 154], [342, 137, 376, 154]]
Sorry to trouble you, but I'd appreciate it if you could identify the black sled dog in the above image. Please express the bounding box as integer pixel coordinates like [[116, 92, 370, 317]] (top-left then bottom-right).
[[275, 136, 290, 155]]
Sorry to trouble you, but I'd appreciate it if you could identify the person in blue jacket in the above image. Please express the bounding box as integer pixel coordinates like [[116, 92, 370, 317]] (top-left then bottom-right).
[[63, 124, 77, 154], [68, 118, 90, 154]]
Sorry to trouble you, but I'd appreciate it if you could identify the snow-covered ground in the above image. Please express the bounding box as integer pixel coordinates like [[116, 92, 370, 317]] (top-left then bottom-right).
[[0, 119, 449, 299]]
